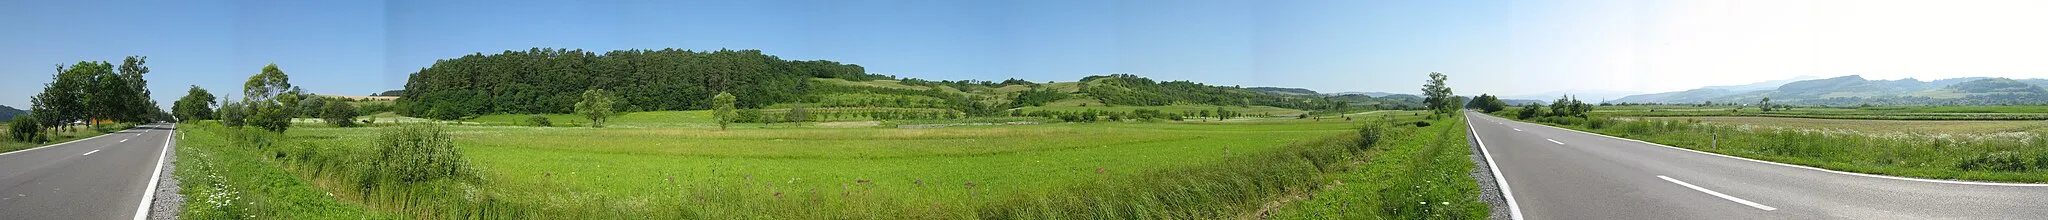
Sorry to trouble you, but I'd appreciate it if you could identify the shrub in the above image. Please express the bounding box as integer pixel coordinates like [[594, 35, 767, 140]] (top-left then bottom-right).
[[1414, 120, 1431, 127], [361, 124, 471, 189], [1956, 151, 2031, 172], [1586, 117, 1613, 129], [1357, 123, 1384, 150], [322, 101, 359, 127], [526, 115, 552, 127], [9, 115, 45, 143]]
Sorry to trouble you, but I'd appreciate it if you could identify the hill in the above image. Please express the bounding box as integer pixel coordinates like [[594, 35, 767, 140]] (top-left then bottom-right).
[[397, 48, 1418, 120], [1611, 75, 2048, 106], [1247, 87, 1319, 96], [0, 105, 23, 120]]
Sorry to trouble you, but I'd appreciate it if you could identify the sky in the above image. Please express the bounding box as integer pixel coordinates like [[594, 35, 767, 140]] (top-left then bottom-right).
[[5, 0, 2048, 109]]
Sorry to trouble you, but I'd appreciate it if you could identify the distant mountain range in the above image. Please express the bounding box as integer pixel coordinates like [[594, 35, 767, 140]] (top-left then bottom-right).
[[0, 105, 25, 120], [1612, 75, 2048, 106], [1505, 90, 1643, 104]]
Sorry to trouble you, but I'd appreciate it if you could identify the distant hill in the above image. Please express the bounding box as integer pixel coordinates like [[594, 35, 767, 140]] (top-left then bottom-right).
[[1501, 99, 1547, 106], [1247, 87, 1319, 96], [1506, 90, 1642, 104], [0, 105, 24, 120], [1612, 75, 2048, 106], [1699, 75, 1824, 92]]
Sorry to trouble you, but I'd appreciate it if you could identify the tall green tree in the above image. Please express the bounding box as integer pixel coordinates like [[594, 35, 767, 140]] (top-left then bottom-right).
[[322, 100, 359, 127], [712, 92, 736, 131], [1421, 72, 1456, 115], [574, 89, 615, 128], [243, 64, 295, 133], [117, 56, 155, 122], [173, 85, 217, 121]]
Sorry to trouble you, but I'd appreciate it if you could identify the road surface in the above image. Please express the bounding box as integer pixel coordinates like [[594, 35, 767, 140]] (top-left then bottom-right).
[[0, 124, 175, 220], [1465, 112, 2048, 219]]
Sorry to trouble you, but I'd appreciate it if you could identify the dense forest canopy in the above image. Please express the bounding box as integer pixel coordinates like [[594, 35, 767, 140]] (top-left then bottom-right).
[[397, 48, 882, 119], [398, 48, 1408, 120]]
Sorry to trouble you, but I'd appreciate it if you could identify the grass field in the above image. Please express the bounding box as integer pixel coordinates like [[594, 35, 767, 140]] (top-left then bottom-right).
[[174, 110, 1482, 218]]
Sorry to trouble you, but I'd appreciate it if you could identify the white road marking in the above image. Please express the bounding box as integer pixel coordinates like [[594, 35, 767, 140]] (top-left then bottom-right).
[[82, 150, 100, 155], [1508, 116, 2048, 187], [1658, 175, 1777, 211], [1466, 114, 1524, 220], [1547, 139, 1564, 145], [1513, 128, 1522, 132], [135, 125, 173, 220], [120, 138, 129, 142]]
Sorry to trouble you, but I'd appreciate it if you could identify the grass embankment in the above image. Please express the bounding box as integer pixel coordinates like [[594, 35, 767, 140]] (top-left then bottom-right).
[[174, 122, 393, 218], [1, 123, 136, 153], [175, 111, 1487, 218], [1497, 112, 2048, 183], [1267, 115, 1488, 219]]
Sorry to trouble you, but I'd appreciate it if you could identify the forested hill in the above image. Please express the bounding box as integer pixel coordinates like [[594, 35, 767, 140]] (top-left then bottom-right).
[[398, 48, 1404, 120], [0, 105, 24, 120], [398, 48, 882, 119]]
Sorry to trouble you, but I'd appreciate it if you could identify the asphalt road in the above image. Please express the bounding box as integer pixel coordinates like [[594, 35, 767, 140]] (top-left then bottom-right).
[[1465, 112, 2048, 219], [0, 124, 174, 220]]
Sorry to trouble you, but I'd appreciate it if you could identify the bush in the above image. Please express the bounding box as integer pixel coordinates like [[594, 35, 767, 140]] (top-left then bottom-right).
[[361, 124, 471, 189], [526, 115, 552, 127], [1357, 123, 1384, 150], [9, 115, 45, 143], [322, 101, 359, 127], [1414, 120, 1431, 127], [1957, 151, 2032, 172]]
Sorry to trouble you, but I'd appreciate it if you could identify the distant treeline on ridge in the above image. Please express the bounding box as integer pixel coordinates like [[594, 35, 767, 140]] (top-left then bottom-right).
[[398, 48, 880, 119]]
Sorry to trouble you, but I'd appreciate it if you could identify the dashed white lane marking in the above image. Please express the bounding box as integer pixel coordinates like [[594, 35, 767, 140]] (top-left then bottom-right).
[[1513, 128, 1522, 132], [83, 150, 101, 155], [1658, 175, 1777, 211], [1546, 139, 1564, 145]]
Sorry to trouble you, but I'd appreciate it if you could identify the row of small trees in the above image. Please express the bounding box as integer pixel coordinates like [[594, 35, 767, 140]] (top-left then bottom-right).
[[13, 56, 166, 143]]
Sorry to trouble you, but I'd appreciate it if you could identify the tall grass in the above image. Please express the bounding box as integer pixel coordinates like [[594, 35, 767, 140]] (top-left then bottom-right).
[[1267, 116, 1489, 219]]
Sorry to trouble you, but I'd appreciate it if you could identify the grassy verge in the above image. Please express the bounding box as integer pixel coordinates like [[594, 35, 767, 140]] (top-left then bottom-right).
[[173, 122, 393, 219], [1, 123, 136, 153], [1266, 115, 1488, 219], [1496, 113, 2048, 183]]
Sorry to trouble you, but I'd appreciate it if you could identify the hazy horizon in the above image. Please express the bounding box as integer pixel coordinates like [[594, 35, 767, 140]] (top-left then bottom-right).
[[7, 0, 2048, 109]]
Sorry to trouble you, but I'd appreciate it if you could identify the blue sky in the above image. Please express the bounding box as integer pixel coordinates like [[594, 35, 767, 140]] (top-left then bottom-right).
[[7, 0, 2047, 109]]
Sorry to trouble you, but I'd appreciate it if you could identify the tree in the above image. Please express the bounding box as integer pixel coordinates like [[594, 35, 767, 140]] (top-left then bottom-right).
[[243, 64, 295, 133], [245, 64, 292, 102], [1421, 72, 1456, 115], [322, 100, 359, 127], [220, 100, 248, 127], [574, 89, 615, 128], [712, 92, 737, 131], [117, 56, 155, 122], [298, 95, 327, 118], [1465, 94, 1508, 113], [1758, 97, 1773, 112], [1517, 103, 1545, 119], [173, 86, 218, 121]]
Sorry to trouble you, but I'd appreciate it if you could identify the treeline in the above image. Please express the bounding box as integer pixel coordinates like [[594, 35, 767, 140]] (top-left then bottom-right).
[[1015, 108, 1256, 123], [15, 56, 167, 142], [1078, 74, 1346, 111], [397, 48, 884, 119]]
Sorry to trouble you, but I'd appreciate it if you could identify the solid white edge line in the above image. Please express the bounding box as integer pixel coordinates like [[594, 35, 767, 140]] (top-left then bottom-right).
[[133, 124, 172, 220], [1466, 113, 1524, 220], [1546, 139, 1563, 145], [0, 127, 138, 157], [1493, 115, 2048, 187], [83, 150, 100, 155], [1657, 175, 1777, 211]]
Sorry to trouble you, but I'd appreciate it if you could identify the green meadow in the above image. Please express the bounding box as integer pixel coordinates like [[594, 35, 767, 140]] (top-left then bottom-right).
[[173, 110, 1486, 218]]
